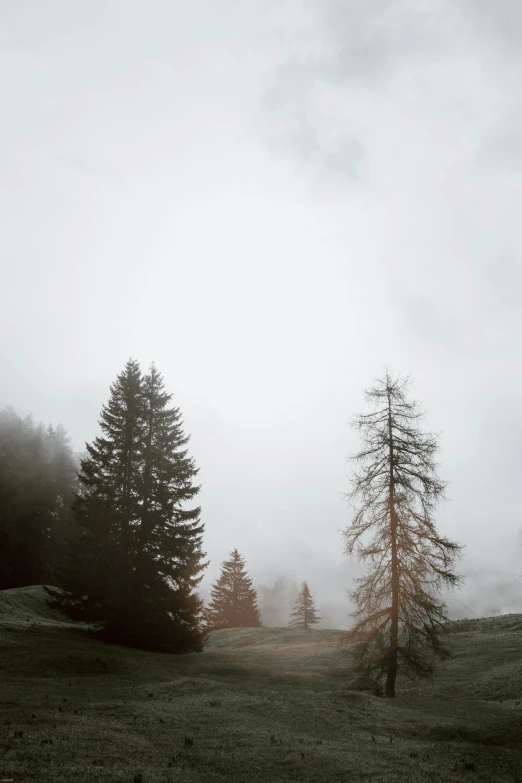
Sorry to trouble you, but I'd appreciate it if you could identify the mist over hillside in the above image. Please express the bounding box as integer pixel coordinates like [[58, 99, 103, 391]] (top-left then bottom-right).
[[201, 527, 522, 630]]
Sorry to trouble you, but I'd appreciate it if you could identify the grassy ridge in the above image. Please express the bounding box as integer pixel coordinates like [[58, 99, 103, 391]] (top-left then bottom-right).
[[0, 587, 521, 782], [0, 585, 76, 628]]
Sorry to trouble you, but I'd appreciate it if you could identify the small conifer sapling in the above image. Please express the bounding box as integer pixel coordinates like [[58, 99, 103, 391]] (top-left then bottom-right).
[[289, 582, 321, 630], [205, 549, 261, 630]]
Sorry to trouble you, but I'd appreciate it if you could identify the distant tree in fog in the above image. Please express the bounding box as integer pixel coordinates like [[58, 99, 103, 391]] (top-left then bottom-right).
[[289, 581, 321, 630], [0, 408, 77, 589], [257, 577, 299, 626], [342, 371, 462, 697], [205, 549, 261, 630], [51, 360, 206, 653]]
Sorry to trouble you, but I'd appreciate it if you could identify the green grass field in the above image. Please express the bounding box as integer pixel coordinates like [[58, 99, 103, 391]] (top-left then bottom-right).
[[0, 586, 521, 782]]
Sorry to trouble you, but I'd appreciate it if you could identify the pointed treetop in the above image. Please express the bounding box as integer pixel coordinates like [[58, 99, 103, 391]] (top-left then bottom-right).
[[289, 581, 321, 630], [205, 548, 261, 630]]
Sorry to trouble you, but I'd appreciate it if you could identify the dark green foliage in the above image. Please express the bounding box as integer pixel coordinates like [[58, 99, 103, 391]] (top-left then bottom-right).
[[289, 582, 321, 630], [53, 360, 206, 652], [128, 365, 206, 650], [342, 371, 463, 697], [52, 359, 143, 628], [205, 549, 261, 630], [0, 408, 77, 589]]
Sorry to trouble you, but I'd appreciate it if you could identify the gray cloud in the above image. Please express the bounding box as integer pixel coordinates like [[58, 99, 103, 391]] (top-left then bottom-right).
[[476, 116, 522, 170], [459, 0, 522, 48], [262, 0, 522, 181], [261, 0, 458, 169], [303, 0, 448, 80], [457, 2, 522, 170], [323, 136, 365, 178], [0, 0, 107, 48], [483, 253, 522, 311]]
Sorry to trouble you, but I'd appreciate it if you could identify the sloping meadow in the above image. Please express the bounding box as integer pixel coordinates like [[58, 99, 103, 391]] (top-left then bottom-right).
[[0, 587, 520, 782]]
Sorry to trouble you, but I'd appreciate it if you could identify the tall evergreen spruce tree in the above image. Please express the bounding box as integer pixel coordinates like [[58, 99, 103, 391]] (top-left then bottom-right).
[[289, 582, 321, 630], [53, 360, 206, 652], [205, 549, 261, 630], [132, 364, 206, 650], [52, 359, 144, 628], [343, 371, 462, 697]]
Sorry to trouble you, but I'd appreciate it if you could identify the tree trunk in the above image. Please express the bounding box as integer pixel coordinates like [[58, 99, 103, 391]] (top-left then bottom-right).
[[386, 502, 399, 697], [386, 381, 399, 698]]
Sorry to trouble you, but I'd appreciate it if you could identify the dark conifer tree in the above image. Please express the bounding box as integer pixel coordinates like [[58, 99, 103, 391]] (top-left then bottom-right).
[[53, 358, 144, 627], [289, 581, 321, 630], [130, 364, 206, 650], [342, 371, 462, 697], [205, 549, 261, 630], [53, 360, 206, 652]]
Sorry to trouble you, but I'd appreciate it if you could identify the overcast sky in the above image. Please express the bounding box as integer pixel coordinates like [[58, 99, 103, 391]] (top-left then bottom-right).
[[1, 0, 521, 625]]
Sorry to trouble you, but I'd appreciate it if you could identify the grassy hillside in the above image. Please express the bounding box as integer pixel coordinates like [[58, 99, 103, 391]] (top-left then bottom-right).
[[0, 585, 78, 628], [0, 587, 521, 782]]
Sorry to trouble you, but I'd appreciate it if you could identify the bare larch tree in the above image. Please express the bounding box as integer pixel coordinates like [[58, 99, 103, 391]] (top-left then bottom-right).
[[343, 371, 462, 697]]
